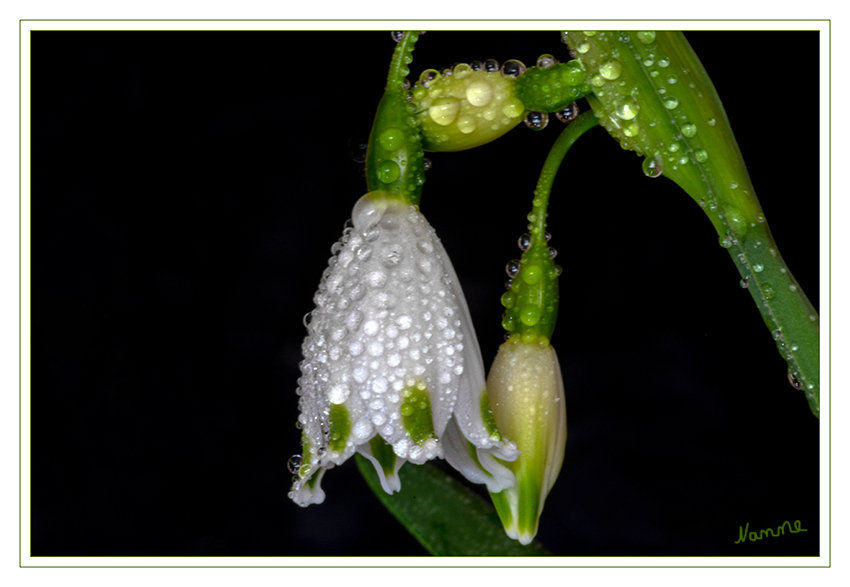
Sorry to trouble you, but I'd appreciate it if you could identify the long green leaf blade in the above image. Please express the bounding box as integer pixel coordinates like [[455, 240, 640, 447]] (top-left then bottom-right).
[[356, 455, 549, 556], [564, 31, 820, 416]]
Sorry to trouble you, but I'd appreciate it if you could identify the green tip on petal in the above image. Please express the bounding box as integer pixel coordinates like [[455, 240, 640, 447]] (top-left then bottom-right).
[[400, 382, 437, 445]]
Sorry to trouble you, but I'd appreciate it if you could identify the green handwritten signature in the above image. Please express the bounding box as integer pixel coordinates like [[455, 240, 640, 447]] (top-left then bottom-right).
[[735, 520, 808, 543]]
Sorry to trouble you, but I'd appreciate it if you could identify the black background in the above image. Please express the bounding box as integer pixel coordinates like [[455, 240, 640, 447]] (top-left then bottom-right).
[[31, 30, 821, 558]]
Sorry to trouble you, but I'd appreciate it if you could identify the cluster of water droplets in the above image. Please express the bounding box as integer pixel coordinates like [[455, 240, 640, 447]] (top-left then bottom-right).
[[563, 30, 723, 179], [501, 227, 560, 338], [292, 193, 493, 500], [410, 60, 528, 150]]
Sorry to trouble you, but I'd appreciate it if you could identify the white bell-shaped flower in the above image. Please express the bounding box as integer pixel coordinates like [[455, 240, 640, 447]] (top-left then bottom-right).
[[289, 191, 518, 507]]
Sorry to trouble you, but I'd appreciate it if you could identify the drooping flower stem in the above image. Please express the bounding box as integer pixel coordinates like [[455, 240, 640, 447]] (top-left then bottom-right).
[[531, 110, 600, 244], [501, 111, 599, 342], [365, 32, 427, 206], [488, 112, 598, 544]]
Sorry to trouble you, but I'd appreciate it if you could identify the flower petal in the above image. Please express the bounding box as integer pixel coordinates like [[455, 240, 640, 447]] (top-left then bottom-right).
[[357, 436, 405, 494], [486, 341, 567, 544], [441, 415, 517, 493]]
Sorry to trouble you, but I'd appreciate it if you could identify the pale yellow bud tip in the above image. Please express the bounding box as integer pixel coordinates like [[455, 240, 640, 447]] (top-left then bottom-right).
[[486, 341, 567, 544]]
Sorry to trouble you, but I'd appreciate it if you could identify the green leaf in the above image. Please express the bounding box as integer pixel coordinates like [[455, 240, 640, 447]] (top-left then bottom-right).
[[564, 31, 819, 417], [356, 454, 550, 556]]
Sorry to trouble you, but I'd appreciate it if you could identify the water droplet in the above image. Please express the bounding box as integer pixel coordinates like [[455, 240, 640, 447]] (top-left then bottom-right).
[[500, 59, 526, 78], [423, 158, 432, 171], [658, 57, 670, 68], [484, 58, 500, 72], [506, 259, 521, 278], [623, 121, 640, 137], [379, 129, 406, 154], [730, 181, 739, 189], [599, 58, 623, 80], [556, 102, 580, 123], [363, 320, 380, 337], [752, 263, 764, 273], [367, 269, 388, 288], [391, 31, 404, 42], [615, 100, 638, 120], [381, 244, 403, 268], [536, 54, 558, 68], [739, 278, 749, 288], [788, 372, 803, 390], [707, 118, 716, 126], [694, 149, 709, 163], [719, 235, 734, 248], [518, 233, 531, 251], [469, 60, 483, 71], [681, 123, 697, 137], [328, 383, 351, 404], [287, 455, 302, 474], [763, 282, 775, 300], [377, 160, 400, 183], [636, 31, 656, 44], [544, 231, 552, 242], [548, 247, 558, 259], [667, 74, 678, 84], [576, 42, 590, 54], [663, 96, 679, 110], [524, 111, 549, 130], [642, 153, 663, 178], [302, 312, 312, 328], [456, 115, 476, 134], [504, 278, 513, 290], [419, 68, 439, 87], [452, 63, 473, 79], [466, 80, 494, 106], [521, 265, 541, 285], [428, 97, 461, 126], [789, 284, 798, 292], [520, 304, 542, 326], [501, 290, 517, 309]]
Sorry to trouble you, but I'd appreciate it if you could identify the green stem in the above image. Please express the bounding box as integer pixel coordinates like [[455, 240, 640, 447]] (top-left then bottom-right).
[[514, 60, 592, 113], [365, 32, 426, 205], [502, 112, 600, 341], [532, 111, 600, 237]]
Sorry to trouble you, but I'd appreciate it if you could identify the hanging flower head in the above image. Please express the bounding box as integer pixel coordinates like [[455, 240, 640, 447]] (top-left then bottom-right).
[[485, 114, 601, 544], [289, 32, 517, 507], [289, 191, 518, 506], [487, 222, 567, 544]]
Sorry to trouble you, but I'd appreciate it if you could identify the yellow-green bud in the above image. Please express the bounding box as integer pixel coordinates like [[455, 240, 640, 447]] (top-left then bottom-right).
[[414, 65, 526, 152], [487, 337, 566, 545]]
